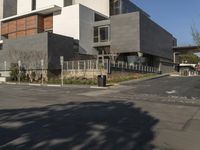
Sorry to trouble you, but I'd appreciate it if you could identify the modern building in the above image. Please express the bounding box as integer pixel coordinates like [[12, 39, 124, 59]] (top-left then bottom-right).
[[0, 0, 177, 73]]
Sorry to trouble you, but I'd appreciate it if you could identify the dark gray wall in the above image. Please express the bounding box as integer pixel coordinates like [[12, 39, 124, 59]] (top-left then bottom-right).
[[0, 32, 74, 70], [121, 0, 149, 17], [3, 0, 17, 18], [110, 12, 140, 53], [48, 33, 74, 70], [110, 12, 174, 60], [0, 33, 48, 69], [140, 13, 174, 60]]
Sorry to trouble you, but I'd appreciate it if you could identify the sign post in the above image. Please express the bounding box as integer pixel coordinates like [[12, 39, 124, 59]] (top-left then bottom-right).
[[60, 56, 64, 87], [4, 61, 6, 72], [18, 60, 21, 84], [41, 59, 44, 85]]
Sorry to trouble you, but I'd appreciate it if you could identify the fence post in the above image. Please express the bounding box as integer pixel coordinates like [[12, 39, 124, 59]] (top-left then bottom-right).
[[66, 61, 68, 70], [72, 61, 74, 70], [84, 60, 86, 70], [78, 61, 80, 71], [96, 60, 98, 70]]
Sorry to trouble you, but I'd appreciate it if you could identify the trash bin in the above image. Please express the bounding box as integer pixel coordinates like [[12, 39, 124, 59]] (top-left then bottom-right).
[[97, 75, 106, 87]]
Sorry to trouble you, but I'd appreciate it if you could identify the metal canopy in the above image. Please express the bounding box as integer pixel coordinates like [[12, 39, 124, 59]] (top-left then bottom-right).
[[173, 46, 200, 53]]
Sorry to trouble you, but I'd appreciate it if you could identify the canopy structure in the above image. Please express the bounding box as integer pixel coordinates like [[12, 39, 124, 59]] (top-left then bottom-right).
[[173, 46, 200, 64], [173, 46, 200, 54]]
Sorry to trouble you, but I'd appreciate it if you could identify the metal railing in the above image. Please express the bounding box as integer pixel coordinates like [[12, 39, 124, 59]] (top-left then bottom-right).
[[63, 59, 158, 73]]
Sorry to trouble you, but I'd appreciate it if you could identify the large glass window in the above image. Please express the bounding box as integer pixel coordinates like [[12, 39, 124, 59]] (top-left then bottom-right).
[[110, 0, 121, 15], [94, 27, 99, 43], [99, 27, 109, 42], [32, 0, 36, 10], [64, 0, 72, 7], [93, 26, 110, 43]]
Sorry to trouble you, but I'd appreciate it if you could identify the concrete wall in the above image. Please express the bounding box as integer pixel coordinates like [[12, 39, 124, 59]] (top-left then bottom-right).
[[110, 12, 140, 53], [140, 13, 174, 60], [53, 4, 80, 40], [110, 12, 174, 61], [1, 32, 48, 69], [79, 5, 95, 55], [16, 0, 109, 16], [0, 32, 74, 70], [36, 0, 64, 9], [0, 0, 3, 19], [53, 4, 96, 55], [48, 33, 74, 70], [17, 0, 32, 14], [74, 0, 109, 16]]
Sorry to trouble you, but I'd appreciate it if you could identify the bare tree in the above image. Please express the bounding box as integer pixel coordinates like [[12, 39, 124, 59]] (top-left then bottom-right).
[[8, 48, 48, 70], [8, 48, 48, 82], [191, 25, 200, 46], [104, 47, 120, 63]]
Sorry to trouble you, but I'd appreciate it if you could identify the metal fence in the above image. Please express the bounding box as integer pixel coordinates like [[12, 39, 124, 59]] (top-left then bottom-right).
[[110, 61, 158, 73], [63, 59, 158, 73], [63, 59, 110, 71]]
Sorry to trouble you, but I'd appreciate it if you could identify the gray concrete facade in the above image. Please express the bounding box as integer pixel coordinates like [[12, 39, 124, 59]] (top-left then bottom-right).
[[0, 32, 74, 70], [110, 12, 175, 60], [140, 13, 174, 60], [110, 12, 140, 53], [48, 33, 74, 70]]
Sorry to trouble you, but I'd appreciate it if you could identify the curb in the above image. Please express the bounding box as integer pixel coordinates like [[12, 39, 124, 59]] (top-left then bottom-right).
[[1, 82, 91, 89], [119, 74, 170, 85]]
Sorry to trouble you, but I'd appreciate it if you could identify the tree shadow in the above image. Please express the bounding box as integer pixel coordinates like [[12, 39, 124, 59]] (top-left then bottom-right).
[[0, 101, 159, 150]]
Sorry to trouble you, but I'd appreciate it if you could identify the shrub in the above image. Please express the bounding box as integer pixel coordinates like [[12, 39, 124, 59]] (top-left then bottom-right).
[[10, 63, 19, 81]]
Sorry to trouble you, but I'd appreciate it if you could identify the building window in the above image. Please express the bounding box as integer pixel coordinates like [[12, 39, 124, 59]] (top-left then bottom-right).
[[99, 27, 109, 42], [32, 0, 36, 10], [94, 27, 99, 43], [93, 26, 110, 43], [64, 0, 72, 7], [110, 0, 121, 15]]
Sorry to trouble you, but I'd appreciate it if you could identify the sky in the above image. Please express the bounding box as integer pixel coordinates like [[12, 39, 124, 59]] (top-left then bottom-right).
[[132, 0, 200, 46]]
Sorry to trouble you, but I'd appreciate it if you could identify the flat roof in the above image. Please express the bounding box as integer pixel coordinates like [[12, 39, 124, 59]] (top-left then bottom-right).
[[0, 5, 61, 22], [173, 46, 200, 53]]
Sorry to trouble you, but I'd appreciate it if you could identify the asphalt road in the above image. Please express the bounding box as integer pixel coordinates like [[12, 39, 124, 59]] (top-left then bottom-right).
[[0, 76, 200, 150], [123, 76, 200, 99]]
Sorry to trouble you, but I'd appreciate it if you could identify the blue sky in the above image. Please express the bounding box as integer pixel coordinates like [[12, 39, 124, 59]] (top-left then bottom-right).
[[132, 0, 200, 46]]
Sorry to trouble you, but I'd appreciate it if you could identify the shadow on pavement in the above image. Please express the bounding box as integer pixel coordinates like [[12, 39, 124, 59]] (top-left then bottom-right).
[[0, 101, 159, 150]]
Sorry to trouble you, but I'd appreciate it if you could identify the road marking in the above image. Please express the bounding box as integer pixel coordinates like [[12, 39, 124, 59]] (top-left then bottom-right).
[[166, 90, 176, 94]]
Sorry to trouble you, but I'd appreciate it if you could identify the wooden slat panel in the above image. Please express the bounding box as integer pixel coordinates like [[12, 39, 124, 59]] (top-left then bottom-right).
[[43, 15, 53, 30], [8, 20, 17, 33], [8, 33, 17, 39], [17, 31, 26, 38], [1, 23, 8, 35], [17, 18, 26, 31], [26, 29, 37, 36], [26, 15, 37, 29]]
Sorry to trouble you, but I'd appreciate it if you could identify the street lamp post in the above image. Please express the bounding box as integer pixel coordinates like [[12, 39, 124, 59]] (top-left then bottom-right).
[[60, 56, 64, 87]]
